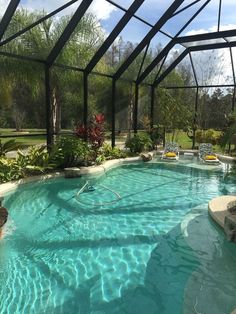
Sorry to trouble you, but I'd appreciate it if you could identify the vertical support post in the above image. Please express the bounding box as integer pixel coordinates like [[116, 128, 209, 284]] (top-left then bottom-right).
[[192, 87, 199, 149], [232, 87, 236, 112], [45, 64, 53, 150], [217, 0, 222, 32], [150, 86, 155, 129], [134, 83, 139, 134], [111, 78, 116, 148], [228, 87, 236, 154], [83, 72, 88, 140]]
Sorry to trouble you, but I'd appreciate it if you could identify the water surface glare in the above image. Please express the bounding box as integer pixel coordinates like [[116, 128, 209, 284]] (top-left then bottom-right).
[[1, 160, 236, 313]]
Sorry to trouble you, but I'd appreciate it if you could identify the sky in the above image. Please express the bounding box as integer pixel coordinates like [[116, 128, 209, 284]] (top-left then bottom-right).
[[1, 0, 236, 84], [1, 0, 236, 41]]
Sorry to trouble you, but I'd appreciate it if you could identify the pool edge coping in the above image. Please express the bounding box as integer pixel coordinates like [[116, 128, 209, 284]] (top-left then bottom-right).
[[0, 156, 144, 196], [208, 195, 236, 229]]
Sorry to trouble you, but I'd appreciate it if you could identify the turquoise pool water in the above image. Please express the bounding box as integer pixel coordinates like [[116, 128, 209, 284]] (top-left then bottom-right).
[[1, 160, 236, 313]]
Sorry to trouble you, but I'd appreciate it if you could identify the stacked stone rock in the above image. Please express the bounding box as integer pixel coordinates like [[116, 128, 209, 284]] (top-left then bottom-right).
[[0, 199, 8, 237]]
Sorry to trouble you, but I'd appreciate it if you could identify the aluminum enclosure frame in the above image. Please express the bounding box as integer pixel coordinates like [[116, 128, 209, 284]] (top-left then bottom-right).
[[0, 0, 235, 148]]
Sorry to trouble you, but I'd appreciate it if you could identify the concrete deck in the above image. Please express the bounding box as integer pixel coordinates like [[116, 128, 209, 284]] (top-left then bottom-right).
[[208, 195, 236, 228]]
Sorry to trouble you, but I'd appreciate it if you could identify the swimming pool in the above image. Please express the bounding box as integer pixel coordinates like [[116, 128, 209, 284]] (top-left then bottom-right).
[[1, 160, 236, 313]]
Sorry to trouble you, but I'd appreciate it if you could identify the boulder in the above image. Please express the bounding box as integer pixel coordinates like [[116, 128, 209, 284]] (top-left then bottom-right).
[[64, 167, 81, 178], [0, 206, 8, 228], [140, 153, 153, 162]]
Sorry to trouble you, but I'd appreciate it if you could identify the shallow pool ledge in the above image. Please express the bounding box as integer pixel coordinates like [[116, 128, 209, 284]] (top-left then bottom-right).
[[0, 172, 64, 196], [0, 156, 143, 196], [79, 156, 141, 175], [208, 195, 236, 229]]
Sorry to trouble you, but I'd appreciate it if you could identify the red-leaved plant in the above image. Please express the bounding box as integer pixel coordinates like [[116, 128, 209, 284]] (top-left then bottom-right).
[[75, 114, 105, 150]]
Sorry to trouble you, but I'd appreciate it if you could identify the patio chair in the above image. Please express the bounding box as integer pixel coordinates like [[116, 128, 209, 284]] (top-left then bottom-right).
[[198, 143, 220, 164], [161, 142, 179, 161]]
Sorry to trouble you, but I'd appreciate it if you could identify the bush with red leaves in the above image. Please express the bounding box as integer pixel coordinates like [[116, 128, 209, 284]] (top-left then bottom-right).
[[75, 114, 105, 150]]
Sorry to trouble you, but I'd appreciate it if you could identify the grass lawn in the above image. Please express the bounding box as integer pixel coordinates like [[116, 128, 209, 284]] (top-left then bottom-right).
[[165, 131, 192, 149], [0, 128, 230, 153], [0, 129, 46, 147]]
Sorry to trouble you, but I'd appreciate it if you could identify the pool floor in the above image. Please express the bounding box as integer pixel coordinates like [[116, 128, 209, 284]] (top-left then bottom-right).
[[1, 161, 236, 313]]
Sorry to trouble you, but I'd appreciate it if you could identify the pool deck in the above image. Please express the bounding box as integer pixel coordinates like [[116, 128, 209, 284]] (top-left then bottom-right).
[[208, 195, 236, 229]]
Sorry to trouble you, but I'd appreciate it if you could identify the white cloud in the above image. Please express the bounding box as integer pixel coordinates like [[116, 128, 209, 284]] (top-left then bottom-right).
[[90, 0, 116, 20], [185, 24, 236, 36], [0, 0, 11, 12], [181, 24, 236, 87], [18, 0, 116, 20]]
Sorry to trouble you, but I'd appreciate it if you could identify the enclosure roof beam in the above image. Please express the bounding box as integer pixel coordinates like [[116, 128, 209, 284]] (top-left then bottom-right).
[[163, 84, 236, 89], [54, 62, 114, 79], [0, 0, 20, 41], [0, 50, 45, 64], [137, 0, 210, 85], [177, 29, 236, 43], [190, 40, 236, 51], [0, 0, 79, 47], [229, 47, 236, 85], [137, 40, 150, 80], [154, 49, 189, 87], [153, 40, 236, 87], [217, 0, 222, 32], [85, 0, 144, 74], [46, 0, 93, 67], [113, 0, 185, 81], [105, 0, 175, 41], [172, 0, 201, 17], [189, 51, 198, 87], [137, 41, 176, 84]]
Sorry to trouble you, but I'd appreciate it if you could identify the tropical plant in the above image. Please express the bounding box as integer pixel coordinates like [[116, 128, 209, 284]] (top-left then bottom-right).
[[125, 133, 153, 153], [17, 145, 55, 174], [0, 157, 24, 183], [54, 136, 92, 168], [98, 143, 126, 160], [0, 139, 21, 157], [195, 129, 221, 146], [76, 114, 106, 151]]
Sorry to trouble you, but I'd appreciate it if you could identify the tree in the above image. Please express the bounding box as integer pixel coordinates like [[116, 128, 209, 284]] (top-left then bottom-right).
[[0, 9, 105, 134]]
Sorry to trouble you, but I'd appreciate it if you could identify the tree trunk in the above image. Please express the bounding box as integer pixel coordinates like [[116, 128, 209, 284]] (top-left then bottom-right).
[[163, 127, 166, 147], [51, 87, 61, 139]]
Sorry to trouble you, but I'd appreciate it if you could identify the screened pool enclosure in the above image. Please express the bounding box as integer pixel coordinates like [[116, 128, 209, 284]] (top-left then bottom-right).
[[0, 0, 236, 148]]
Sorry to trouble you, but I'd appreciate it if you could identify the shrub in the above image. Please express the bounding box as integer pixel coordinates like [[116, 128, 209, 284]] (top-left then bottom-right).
[[195, 129, 221, 146], [98, 143, 126, 160], [17, 145, 55, 174], [0, 157, 24, 183], [75, 114, 105, 150], [54, 136, 92, 168], [125, 133, 153, 153]]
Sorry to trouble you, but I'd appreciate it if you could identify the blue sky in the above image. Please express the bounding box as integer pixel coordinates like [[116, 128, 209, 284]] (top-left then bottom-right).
[[1, 0, 236, 45], [1, 0, 236, 83]]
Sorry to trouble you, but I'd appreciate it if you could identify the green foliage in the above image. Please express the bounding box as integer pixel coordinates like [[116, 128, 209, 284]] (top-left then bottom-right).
[[195, 129, 222, 146], [219, 111, 236, 151], [54, 137, 91, 168], [0, 157, 24, 183], [97, 143, 126, 162], [125, 133, 153, 153], [155, 86, 194, 146], [0, 139, 21, 156], [17, 145, 55, 174]]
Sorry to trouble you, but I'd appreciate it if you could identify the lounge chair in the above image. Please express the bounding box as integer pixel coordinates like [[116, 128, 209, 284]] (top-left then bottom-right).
[[161, 142, 179, 161], [198, 143, 220, 164]]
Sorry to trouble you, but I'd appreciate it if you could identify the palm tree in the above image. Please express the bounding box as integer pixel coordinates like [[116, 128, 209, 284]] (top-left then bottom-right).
[[0, 8, 105, 135]]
